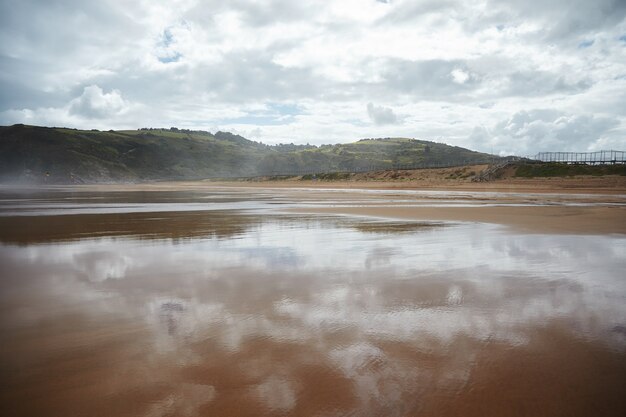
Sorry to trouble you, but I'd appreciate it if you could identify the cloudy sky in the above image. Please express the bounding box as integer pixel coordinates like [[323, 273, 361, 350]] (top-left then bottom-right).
[[1, 0, 625, 155]]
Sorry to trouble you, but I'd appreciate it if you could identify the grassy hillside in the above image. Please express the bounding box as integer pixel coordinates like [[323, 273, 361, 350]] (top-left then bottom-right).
[[0, 125, 266, 183], [0, 124, 498, 183], [513, 163, 626, 178]]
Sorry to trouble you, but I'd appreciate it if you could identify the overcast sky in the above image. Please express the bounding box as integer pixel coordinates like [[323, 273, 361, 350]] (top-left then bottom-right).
[[1, 0, 625, 155]]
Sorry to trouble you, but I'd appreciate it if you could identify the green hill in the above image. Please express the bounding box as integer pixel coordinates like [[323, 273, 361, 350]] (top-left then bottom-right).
[[0, 124, 498, 183]]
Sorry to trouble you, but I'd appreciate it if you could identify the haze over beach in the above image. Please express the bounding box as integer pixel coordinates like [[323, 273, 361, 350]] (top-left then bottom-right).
[[1, 1, 626, 417]]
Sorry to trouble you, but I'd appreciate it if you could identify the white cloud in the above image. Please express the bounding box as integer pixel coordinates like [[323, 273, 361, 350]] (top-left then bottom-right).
[[1, 85, 140, 129], [451, 69, 469, 84], [367, 102, 398, 125], [0, 0, 625, 152], [69, 85, 128, 119]]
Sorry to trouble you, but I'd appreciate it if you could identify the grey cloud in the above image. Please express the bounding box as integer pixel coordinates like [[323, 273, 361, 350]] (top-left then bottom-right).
[[464, 55, 593, 97], [0, 0, 146, 111], [189, 51, 325, 103], [56, 44, 326, 106], [237, 0, 312, 27], [381, 59, 478, 98], [0, 0, 143, 56], [367, 103, 398, 125], [184, 0, 313, 28], [377, 57, 592, 101], [0, 56, 72, 110], [504, 71, 591, 96], [486, 0, 626, 42], [469, 110, 620, 155], [377, 0, 457, 25]]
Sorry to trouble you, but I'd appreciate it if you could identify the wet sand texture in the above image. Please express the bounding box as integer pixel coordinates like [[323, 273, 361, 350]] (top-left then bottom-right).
[[1, 186, 625, 416]]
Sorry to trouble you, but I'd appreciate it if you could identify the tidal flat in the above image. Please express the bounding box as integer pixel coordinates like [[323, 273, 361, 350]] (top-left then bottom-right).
[[1, 185, 625, 416]]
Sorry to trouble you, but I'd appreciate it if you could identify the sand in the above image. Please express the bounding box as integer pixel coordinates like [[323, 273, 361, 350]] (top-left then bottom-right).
[[1, 181, 626, 416], [129, 180, 625, 235], [5, 174, 625, 234], [291, 205, 626, 234]]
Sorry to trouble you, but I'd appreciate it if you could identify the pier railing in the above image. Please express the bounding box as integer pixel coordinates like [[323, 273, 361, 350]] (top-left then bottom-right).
[[532, 150, 625, 164]]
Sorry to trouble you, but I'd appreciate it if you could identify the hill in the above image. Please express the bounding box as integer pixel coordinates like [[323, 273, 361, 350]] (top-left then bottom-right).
[[0, 124, 498, 183]]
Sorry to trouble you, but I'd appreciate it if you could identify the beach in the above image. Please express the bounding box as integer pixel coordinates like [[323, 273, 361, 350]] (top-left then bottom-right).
[[1, 179, 625, 416]]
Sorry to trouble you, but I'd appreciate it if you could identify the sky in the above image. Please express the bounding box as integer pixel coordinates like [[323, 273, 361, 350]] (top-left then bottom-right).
[[1, 0, 625, 156]]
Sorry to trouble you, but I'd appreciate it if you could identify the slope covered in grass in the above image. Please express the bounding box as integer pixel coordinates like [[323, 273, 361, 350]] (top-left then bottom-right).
[[0, 125, 498, 183], [513, 163, 626, 178]]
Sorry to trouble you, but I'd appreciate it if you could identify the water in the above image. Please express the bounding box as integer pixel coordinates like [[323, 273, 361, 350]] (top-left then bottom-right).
[[1, 188, 625, 416]]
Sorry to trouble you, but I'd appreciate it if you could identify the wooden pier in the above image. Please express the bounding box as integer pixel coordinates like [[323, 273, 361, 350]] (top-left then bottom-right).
[[533, 150, 626, 164]]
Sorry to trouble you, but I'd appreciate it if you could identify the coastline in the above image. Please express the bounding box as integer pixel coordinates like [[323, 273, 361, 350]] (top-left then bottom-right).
[[2, 176, 625, 235], [69, 174, 626, 195]]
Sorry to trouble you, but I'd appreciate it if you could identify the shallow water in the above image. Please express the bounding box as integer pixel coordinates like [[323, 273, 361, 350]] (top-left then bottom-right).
[[1, 188, 625, 416]]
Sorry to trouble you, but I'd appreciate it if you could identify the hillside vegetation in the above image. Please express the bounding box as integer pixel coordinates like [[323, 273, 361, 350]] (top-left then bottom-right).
[[0, 124, 497, 183], [513, 163, 626, 178]]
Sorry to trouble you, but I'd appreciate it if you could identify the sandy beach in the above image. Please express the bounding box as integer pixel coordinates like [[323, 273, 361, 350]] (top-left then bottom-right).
[[291, 205, 626, 234], [1, 179, 626, 416], [41, 174, 626, 235]]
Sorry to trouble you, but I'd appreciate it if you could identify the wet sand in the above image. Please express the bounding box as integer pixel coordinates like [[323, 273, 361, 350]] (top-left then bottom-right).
[[277, 185, 626, 234], [26, 175, 626, 234], [5, 179, 625, 235], [210, 176, 626, 195], [1, 185, 625, 416], [291, 205, 626, 234]]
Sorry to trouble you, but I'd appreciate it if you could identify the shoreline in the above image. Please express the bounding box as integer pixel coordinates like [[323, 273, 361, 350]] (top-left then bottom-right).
[[4, 179, 625, 195], [1, 177, 625, 235]]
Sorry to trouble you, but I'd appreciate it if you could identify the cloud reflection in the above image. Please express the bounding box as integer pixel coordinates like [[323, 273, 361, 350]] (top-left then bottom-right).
[[1, 214, 625, 415]]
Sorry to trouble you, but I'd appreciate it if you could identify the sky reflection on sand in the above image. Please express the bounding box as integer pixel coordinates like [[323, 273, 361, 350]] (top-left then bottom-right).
[[1, 191, 626, 416]]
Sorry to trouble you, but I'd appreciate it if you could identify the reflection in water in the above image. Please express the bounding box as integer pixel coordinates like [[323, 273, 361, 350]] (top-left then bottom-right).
[[0, 191, 626, 416], [350, 220, 449, 234], [0, 210, 261, 244]]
